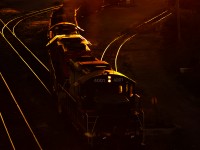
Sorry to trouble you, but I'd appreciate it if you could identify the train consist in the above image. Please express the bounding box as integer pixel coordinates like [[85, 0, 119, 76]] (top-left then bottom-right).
[[47, 3, 144, 147]]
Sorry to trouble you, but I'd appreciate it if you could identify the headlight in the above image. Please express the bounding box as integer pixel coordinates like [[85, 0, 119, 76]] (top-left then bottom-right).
[[84, 132, 94, 138]]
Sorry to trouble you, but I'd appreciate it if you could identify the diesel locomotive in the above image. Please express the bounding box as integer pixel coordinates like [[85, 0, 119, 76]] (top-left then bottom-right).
[[47, 37, 144, 147], [47, 2, 144, 148]]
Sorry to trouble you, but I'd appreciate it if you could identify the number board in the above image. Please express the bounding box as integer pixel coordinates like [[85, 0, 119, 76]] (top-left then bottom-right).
[[93, 76, 125, 83], [113, 77, 124, 82], [93, 78, 106, 83]]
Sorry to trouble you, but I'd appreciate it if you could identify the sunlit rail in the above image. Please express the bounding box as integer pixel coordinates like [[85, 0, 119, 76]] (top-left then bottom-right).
[[0, 6, 64, 94], [114, 34, 136, 71], [100, 34, 125, 61], [0, 112, 16, 150], [0, 31, 50, 94], [0, 5, 62, 72], [1, 5, 62, 34], [136, 10, 171, 28], [0, 72, 43, 150], [102, 9, 172, 72], [151, 13, 172, 25]]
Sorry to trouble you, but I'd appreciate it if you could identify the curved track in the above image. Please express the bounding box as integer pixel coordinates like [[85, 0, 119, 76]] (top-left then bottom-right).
[[0, 6, 59, 150], [0, 5, 62, 94], [0, 6, 89, 150], [101, 10, 172, 72]]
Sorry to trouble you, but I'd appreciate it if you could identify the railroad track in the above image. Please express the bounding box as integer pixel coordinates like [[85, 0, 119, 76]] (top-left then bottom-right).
[[100, 10, 172, 72], [0, 73, 43, 150], [0, 5, 62, 94], [0, 5, 97, 150], [0, 6, 64, 150], [0, 6, 173, 149]]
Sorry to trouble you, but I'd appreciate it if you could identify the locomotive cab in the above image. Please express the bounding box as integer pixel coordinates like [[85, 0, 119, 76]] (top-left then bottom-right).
[[66, 67, 143, 143]]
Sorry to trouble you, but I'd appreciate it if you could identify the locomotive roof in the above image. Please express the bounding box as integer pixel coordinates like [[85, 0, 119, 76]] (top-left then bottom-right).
[[70, 59, 111, 73], [46, 34, 91, 47], [49, 22, 84, 32]]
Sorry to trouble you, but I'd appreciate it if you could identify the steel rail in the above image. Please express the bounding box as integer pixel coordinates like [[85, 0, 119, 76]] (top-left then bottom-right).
[[151, 13, 172, 25], [114, 34, 136, 71], [12, 9, 52, 71], [0, 6, 62, 94], [12, 9, 52, 72], [0, 72, 43, 150], [12, 9, 54, 35], [0, 112, 16, 150], [0, 16, 49, 72], [0, 5, 62, 72], [100, 34, 125, 61], [135, 10, 169, 29], [1, 5, 62, 34], [102, 10, 172, 72], [0, 31, 50, 94]]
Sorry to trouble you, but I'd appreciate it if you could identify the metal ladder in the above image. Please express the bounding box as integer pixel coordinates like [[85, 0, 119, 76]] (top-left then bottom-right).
[[86, 113, 99, 136]]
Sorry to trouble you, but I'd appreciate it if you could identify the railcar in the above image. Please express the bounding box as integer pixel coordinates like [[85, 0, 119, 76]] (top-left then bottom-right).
[[48, 3, 83, 39], [50, 3, 77, 27]]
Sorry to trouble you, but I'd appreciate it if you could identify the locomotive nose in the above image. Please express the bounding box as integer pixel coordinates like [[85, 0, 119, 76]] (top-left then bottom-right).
[[94, 94, 130, 114]]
